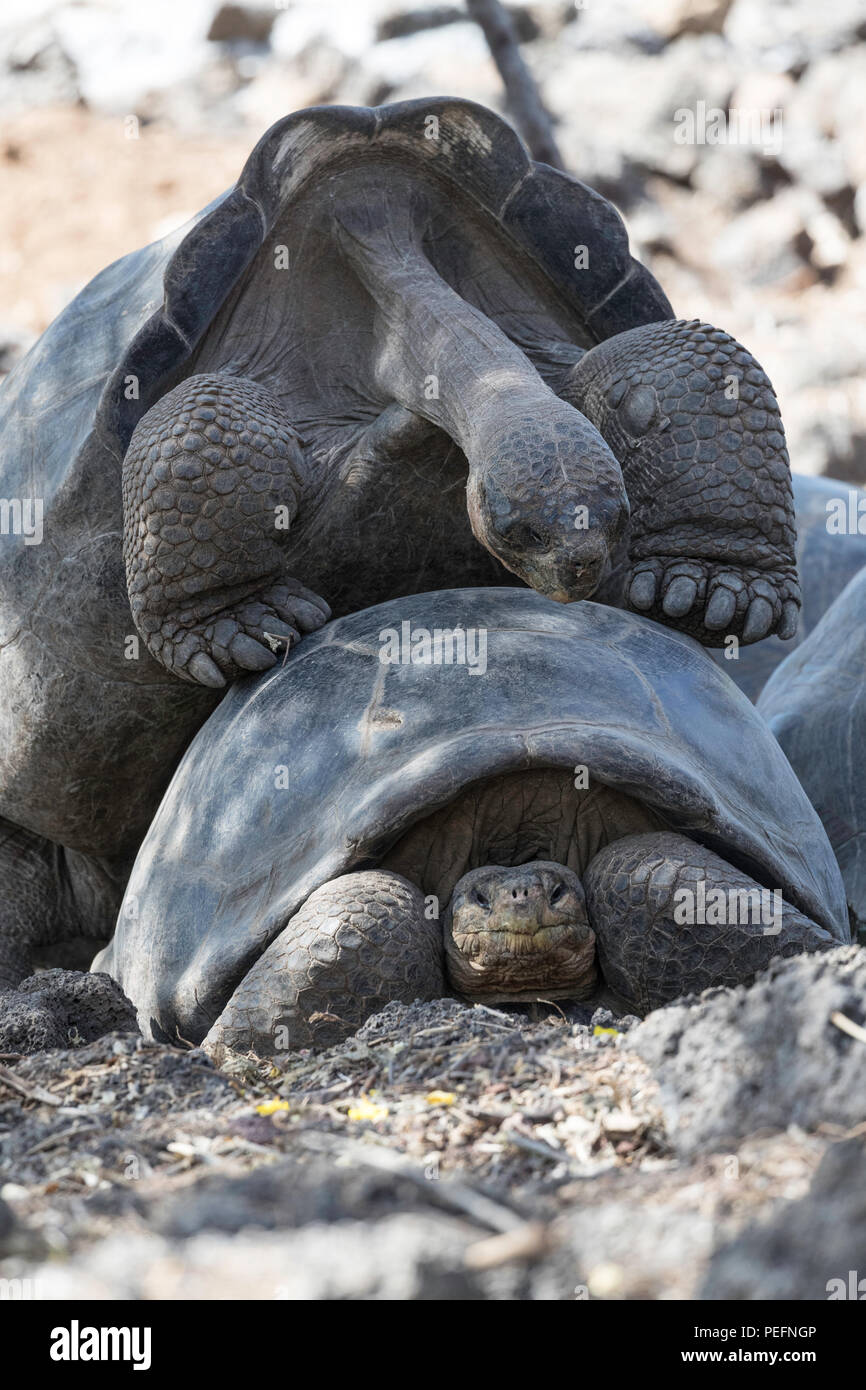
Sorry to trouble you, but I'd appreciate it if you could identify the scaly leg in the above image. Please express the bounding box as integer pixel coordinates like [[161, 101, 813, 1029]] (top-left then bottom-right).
[[203, 871, 444, 1060], [559, 320, 801, 646], [0, 817, 124, 987], [584, 831, 834, 1012], [123, 373, 330, 687]]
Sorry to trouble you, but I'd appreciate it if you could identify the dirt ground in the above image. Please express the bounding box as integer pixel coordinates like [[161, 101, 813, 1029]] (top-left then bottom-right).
[[0, 997, 844, 1300]]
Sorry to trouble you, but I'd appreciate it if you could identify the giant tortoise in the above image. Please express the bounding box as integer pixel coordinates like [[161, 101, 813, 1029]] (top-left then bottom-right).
[[712, 473, 866, 702], [759, 563, 866, 938], [0, 98, 801, 983], [95, 589, 848, 1056]]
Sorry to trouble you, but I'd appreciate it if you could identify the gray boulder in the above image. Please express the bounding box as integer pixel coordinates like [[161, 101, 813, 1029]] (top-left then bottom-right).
[[630, 946, 866, 1155], [0, 969, 138, 1054]]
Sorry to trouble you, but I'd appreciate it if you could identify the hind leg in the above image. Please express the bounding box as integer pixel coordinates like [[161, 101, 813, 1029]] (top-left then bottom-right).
[[583, 831, 835, 1013], [203, 871, 444, 1061], [0, 817, 125, 987]]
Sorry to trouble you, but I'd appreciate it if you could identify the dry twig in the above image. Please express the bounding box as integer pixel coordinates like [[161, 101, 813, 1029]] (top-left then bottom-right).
[[466, 0, 565, 168]]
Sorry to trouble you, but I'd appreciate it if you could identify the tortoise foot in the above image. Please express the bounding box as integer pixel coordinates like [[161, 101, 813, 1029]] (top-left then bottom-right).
[[123, 372, 330, 685], [154, 579, 331, 688], [559, 319, 801, 647], [624, 556, 800, 647], [203, 871, 444, 1061]]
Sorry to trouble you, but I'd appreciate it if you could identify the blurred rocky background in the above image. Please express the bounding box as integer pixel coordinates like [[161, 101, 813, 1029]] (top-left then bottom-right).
[[1, 0, 864, 481]]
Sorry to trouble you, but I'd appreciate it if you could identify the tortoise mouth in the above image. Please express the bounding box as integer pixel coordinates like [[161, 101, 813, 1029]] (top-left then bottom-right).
[[445, 919, 599, 1003], [452, 919, 581, 949]]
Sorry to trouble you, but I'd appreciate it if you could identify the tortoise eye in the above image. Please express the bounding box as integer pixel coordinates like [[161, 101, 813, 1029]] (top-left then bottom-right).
[[473, 888, 491, 910], [618, 383, 659, 436], [549, 881, 567, 906], [501, 520, 548, 551]]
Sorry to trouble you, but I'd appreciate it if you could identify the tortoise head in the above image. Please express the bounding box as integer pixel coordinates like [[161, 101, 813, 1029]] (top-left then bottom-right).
[[465, 395, 630, 603], [444, 861, 598, 1003]]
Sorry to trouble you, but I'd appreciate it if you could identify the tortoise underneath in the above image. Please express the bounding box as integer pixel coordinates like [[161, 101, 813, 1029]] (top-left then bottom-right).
[[96, 590, 849, 1059], [213, 766, 836, 1058]]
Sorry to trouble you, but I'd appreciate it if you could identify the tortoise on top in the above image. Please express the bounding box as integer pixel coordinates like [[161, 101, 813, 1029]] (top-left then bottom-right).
[[0, 98, 798, 982], [96, 590, 848, 1056], [121, 100, 800, 687]]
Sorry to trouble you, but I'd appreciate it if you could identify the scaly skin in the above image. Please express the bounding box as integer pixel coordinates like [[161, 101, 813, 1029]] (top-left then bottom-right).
[[444, 862, 597, 1004], [204, 861, 595, 1058], [123, 374, 330, 686], [122, 199, 799, 682], [583, 832, 834, 1013], [560, 319, 800, 646], [203, 872, 444, 1056], [123, 318, 798, 683], [0, 817, 127, 987]]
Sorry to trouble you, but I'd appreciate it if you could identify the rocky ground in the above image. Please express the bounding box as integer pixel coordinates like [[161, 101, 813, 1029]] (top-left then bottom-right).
[[1, 947, 864, 1299], [1, 0, 865, 481]]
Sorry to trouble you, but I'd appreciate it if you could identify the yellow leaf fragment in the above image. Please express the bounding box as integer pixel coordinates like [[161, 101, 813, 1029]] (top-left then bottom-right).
[[425, 1091, 456, 1106], [348, 1096, 389, 1122], [255, 1099, 290, 1116]]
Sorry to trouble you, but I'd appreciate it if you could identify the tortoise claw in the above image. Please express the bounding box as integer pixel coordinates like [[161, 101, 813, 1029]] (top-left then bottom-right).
[[624, 555, 799, 648], [187, 652, 227, 688], [742, 596, 775, 644], [662, 575, 698, 618], [629, 570, 657, 611], [260, 619, 300, 651], [704, 585, 737, 631], [229, 633, 278, 671], [778, 600, 799, 641]]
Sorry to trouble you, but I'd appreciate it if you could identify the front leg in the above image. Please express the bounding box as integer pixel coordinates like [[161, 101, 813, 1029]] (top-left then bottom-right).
[[559, 320, 801, 647], [584, 831, 836, 1013], [122, 373, 330, 687], [202, 871, 444, 1061], [0, 816, 125, 988]]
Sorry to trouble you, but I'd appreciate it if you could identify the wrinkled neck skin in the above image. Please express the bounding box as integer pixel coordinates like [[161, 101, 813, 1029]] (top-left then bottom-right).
[[333, 189, 629, 604]]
